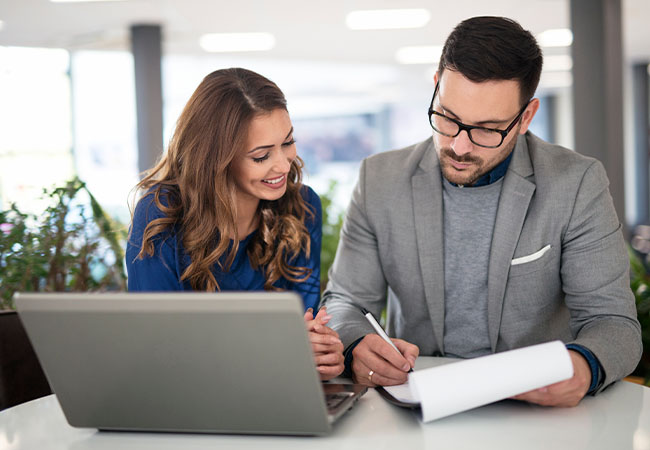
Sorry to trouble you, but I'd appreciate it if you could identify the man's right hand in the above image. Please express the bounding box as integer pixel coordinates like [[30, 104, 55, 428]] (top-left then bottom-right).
[[351, 334, 419, 386]]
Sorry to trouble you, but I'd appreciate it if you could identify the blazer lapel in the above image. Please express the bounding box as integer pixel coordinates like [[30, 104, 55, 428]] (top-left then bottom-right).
[[487, 135, 536, 351], [412, 143, 446, 353]]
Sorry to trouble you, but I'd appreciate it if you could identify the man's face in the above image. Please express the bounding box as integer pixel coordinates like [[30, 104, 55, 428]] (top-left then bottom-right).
[[432, 70, 537, 186]]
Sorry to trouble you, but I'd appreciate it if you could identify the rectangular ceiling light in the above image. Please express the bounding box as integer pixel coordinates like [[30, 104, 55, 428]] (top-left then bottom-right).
[[51, 0, 127, 2], [544, 55, 573, 71], [346, 9, 430, 30], [396, 45, 442, 65], [536, 29, 573, 47], [199, 32, 275, 53], [51, 0, 127, 3]]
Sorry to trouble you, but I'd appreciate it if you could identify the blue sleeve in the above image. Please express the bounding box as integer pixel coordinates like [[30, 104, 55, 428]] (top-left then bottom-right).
[[566, 343, 603, 394], [291, 186, 322, 312], [126, 194, 187, 291], [343, 337, 364, 378]]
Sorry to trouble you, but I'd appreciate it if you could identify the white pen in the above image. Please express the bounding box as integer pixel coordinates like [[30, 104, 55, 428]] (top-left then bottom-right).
[[361, 308, 413, 373]]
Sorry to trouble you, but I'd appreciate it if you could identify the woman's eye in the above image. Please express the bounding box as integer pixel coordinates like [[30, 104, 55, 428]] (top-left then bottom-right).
[[252, 153, 270, 163], [282, 139, 296, 146]]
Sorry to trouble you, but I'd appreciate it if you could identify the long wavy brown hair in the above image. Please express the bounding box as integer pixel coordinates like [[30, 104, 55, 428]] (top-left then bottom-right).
[[130, 68, 313, 291]]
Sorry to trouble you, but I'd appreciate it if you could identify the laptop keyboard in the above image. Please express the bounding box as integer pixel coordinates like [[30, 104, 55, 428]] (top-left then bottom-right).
[[325, 392, 354, 412]]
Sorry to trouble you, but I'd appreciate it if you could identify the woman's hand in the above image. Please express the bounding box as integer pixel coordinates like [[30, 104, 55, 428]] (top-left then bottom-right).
[[304, 307, 345, 380]]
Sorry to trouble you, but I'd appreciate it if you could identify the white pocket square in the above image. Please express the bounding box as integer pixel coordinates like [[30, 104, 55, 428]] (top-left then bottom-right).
[[511, 245, 552, 266]]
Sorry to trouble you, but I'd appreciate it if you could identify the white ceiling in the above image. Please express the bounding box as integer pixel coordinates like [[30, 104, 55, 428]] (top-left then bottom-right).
[[1, 0, 649, 64]]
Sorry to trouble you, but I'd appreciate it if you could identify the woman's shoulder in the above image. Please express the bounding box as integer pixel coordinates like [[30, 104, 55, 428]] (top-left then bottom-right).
[[132, 185, 179, 226], [300, 184, 321, 210], [299, 184, 322, 221]]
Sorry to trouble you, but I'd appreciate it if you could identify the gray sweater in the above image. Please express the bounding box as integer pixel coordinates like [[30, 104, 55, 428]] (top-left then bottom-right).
[[442, 178, 503, 358]]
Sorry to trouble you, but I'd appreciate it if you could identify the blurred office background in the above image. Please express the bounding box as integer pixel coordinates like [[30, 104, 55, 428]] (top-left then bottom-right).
[[0, 0, 649, 228]]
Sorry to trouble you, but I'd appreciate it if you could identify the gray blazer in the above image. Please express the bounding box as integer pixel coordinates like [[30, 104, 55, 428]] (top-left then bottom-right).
[[322, 133, 642, 392]]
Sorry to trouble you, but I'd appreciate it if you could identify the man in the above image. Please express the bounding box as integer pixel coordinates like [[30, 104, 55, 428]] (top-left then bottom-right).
[[321, 16, 641, 407]]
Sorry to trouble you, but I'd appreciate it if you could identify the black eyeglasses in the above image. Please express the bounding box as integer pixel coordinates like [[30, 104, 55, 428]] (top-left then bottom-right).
[[428, 82, 530, 149]]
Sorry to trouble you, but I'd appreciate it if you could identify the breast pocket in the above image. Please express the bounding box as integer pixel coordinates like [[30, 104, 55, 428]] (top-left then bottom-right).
[[508, 244, 554, 278]]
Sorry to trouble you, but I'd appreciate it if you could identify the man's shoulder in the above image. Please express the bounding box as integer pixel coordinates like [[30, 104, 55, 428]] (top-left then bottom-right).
[[526, 133, 600, 175]]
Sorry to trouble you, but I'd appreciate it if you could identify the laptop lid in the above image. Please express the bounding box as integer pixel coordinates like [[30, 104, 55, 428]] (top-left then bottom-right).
[[15, 291, 361, 435]]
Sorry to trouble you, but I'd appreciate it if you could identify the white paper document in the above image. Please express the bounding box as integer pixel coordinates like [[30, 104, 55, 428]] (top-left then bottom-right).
[[383, 341, 573, 422]]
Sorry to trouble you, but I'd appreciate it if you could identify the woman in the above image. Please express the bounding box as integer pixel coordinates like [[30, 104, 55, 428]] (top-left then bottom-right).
[[126, 68, 343, 380]]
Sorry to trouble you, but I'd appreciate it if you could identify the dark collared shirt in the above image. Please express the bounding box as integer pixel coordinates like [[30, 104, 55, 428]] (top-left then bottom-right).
[[450, 148, 514, 188]]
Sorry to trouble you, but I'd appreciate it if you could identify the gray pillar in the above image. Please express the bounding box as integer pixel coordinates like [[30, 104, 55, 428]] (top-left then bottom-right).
[[540, 95, 557, 144], [632, 63, 649, 226], [570, 0, 626, 227], [131, 24, 163, 175]]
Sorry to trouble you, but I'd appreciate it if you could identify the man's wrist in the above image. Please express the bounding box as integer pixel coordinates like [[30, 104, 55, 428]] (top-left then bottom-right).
[[566, 343, 603, 394], [343, 337, 365, 377]]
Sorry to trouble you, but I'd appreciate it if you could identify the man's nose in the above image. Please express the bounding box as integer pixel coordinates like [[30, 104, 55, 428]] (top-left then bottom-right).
[[451, 130, 473, 156]]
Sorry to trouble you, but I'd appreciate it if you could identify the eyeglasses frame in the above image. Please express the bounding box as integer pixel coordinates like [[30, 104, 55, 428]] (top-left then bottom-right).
[[427, 81, 531, 149]]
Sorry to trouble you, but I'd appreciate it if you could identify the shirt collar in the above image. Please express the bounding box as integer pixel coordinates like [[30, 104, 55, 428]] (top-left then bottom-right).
[[448, 150, 514, 188]]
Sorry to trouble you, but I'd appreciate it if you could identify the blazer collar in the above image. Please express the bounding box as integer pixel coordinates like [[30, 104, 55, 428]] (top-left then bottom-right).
[[508, 133, 534, 179], [412, 138, 446, 352], [486, 133, 536, 351]]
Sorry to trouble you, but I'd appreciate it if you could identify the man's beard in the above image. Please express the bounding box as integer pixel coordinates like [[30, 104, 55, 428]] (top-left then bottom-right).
[[438, 132, 519, 186], [439, 149, 483, 186]]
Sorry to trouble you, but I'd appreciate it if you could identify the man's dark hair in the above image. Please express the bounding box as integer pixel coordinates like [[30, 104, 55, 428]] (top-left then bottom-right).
[[438, 16, 543, 105]]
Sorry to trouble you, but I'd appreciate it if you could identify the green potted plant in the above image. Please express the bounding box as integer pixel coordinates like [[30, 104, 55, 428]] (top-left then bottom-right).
[[319, 181, 345, 292], [0, 177, 127, 410], [628, 247, 650, 386]]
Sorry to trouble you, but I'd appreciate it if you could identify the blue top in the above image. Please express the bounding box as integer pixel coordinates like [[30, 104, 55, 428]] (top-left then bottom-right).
[[126, 185, 322, 311]]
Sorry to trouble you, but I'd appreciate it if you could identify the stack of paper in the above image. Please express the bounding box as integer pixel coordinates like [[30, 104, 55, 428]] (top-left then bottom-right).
[[383, 341, 573, 422]]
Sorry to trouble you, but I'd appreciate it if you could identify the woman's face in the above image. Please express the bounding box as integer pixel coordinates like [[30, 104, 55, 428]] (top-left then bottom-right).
[[231, 108, 297, 207]]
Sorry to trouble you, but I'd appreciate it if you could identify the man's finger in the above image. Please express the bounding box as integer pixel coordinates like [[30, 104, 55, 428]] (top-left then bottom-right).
[[393, 339, 419, 368], [352, 358, 406, 386], [352, 336, 410, 382], [367, 335, 412, 372]]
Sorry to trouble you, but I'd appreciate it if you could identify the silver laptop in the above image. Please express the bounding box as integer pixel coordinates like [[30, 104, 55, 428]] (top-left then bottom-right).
[[15, 292, 366, 435]]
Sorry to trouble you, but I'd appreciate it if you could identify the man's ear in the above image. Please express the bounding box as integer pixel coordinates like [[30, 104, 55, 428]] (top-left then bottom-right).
[[519, 98, 540, 135], [433, 71, 439, 85]]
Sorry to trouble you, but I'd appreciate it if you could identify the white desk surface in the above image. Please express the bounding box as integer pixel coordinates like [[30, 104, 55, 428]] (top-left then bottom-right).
[[2, 357, 650, 450]]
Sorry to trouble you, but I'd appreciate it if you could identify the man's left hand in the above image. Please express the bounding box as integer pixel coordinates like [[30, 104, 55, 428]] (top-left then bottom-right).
[[511, 350, 591, 407]]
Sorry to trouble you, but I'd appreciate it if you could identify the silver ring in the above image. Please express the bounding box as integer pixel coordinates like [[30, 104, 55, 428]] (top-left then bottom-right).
[[368, 370, 374, 382]]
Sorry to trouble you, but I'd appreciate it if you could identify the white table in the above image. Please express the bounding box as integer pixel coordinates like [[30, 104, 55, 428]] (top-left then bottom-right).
[[2, 357, 650, 450]]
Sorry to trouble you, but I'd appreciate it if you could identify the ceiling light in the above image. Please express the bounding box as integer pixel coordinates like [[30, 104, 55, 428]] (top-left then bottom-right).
[[50, 0, 127, 3], [544, 55, 573, 71], [536, 29, 573, 47], [396, 45, 442, 65], [539, 71, 572, 89], [199, 32, 275, 53], [0, 20, 4, 31], [346, 9, 430, 30], [0, 46, 70, 73]]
